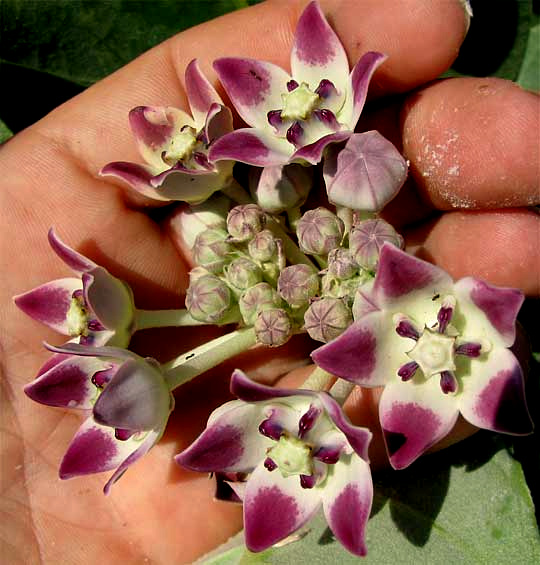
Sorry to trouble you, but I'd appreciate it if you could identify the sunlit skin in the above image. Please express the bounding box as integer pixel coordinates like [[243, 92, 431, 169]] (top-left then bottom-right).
[[1, 1, 538, 563]]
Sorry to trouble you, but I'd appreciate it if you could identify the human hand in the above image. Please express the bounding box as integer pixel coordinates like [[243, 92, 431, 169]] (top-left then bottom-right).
[[1, 0, 538, 563]]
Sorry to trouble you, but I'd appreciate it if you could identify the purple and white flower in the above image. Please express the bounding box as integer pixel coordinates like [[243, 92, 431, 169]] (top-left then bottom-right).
[[25, 342, 174, 494], [208, 2, 386, 168], [176, 370, 373, 556], [101, 59, 233, 203], [312, 244, 533, 469], [14, 229, 135, 348]]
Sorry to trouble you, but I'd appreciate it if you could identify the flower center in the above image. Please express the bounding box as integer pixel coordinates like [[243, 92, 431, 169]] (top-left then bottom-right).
[[163, 127, 198, 164], [66, 296, 89, 337], [266, 434, 313, 478], [280, 82, 319, 121], [407, 328, 456, 377]]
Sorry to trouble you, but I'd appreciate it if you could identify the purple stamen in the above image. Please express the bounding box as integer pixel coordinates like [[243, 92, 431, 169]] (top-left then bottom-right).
[[193, 152, 213, 170], [440, 371, 458, 394], [264, 457, 277, 471], [300, 474, 316, 489], [87, 318, 106, 332], [286, 121, 304, 147], [258, 417, 283, 441], [79, 335, 94, 346], [437, 304, 454, 334], [91, 366, 115, 389], [395, 318, 420, 340], [298, 404, 321, 438], [267, 109, 283, 129], [287, 79, 299, 92], [397, 361, 419, 382], [315, 79, 337, 99], [72, 289, 84, 301], [313, 109, 339, 130], [114, 428, 134, 441], [455, 342, 482, 357], [313, 445, 341, 464]]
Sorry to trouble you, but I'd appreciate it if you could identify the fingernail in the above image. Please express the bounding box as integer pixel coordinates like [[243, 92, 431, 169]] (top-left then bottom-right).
[[458, 0, 473, 34]]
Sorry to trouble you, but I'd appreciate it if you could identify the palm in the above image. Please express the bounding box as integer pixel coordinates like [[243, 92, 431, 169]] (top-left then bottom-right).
[[1, 1, 538, 563]]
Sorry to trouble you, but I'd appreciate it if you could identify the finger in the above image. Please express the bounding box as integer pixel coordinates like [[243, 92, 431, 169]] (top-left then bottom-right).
[[31, 0, 469, 177], [401, 77, 540, 210], [405, 208, 540, 296]]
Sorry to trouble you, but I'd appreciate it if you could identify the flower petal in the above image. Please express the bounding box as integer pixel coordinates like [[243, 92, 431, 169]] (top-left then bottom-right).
[[175, 399, 270, 472], [453, 277, 524, 347], [82, 268, 134, 333], [291, 2, 349, 110], [14, 278, 82, 334], [291, 130, 351, 165], [213, 57, 291, 129], [99, 161, 171, 201], [230, 369, 314, 402], [209, 128, 292, 166], [93, 359, 171, 431], [321, 455, 372, 557], [24, 355, 110, 409], [244, 462, 321, 552], [129, 106, 194, 169], [59, 417, 147, 479], [324, 131, 407, 211], [44, 341, 140, 362], [379, 378, 459, 469], [185, 59, 223, 126], [48, 228, 97, 272], [204, 103, 233, 145], [339, 52, 387, 128], [459, 347, 532, 435]]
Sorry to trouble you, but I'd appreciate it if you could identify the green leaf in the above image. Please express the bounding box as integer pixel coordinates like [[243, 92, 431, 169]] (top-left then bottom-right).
[[517, 16, 540, 91], [0, 118, 13, 144], [206, 433, 540, 563]]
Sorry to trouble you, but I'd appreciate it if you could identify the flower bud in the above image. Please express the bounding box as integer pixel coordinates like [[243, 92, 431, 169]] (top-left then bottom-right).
[[254, 308, 293, 347], [277, 265, 319, 308], [226, 204, 266, 241], [248, 229, 278, 262], [249, 164, 312, 213], [327, 248, 357, 280], [321, 273, 368, 302], [186, 274, 233, 323], [296, 207, 344, 256], [349, 219, 403, 270], [192, 228, 233, 273], [239, 282, 283, 325], [304, 297, 352, 343], [225, 257, 263, 291]]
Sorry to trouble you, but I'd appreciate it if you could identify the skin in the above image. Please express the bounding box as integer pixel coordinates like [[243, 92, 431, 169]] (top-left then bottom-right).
[[0, 0, 538, 563]]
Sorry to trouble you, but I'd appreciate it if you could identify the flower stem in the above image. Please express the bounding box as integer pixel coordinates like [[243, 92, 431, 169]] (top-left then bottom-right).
[[135, 309, 208, 330], [163, 327, 257, 390], [267, 219, 316, 268], [329, 379, 356, 405], [300, 366, 334, 391], [222, 178, 252, 205]]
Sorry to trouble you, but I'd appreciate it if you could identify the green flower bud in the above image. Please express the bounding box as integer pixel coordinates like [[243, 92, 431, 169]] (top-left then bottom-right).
[[225, 257, 263, 291], [349, 219, 403, 270], [249, 164, 312, 214], [239, 282, 284, 325], [192, 228, 233, 273], [327, 248, 358, 280], [277, 264, 319, 308], [304, 297, 352, 343], [227, 204, 266, 241], [296, 207, 345, 256], [248, 229, 279, 262], [186, 274, 233, 323], [254, 308, 293, 347]]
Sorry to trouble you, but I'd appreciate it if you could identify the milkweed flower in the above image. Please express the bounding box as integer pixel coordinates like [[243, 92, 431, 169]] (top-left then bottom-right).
[[312, 244, 533, 469], [101, 59, 233, 203], [176, 370, 373, 556]]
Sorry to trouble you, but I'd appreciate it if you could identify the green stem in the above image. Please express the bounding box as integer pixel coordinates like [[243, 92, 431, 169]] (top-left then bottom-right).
[[336, 206, 353, 235], [163, 327, 257, 390], [222, 178, 252, 205], [135, 308, 209, 330], [267, 219, 316, 268], [300, 366, 334, 391], [329, 378, 356, 405]]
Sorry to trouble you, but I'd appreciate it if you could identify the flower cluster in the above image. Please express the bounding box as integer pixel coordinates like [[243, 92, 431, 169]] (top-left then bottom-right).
[[14, 1, 532, 560]]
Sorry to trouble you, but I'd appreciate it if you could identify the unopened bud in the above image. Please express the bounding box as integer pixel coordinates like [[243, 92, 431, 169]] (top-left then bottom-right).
[[327, 248, 357, 280], [321, 273, 368, 302], [249, 164, 312, 213], [296, 207, 344, 256], [304, 298, 352, 343], [254, 308, 293, 347], [278, 264, 319, 308], [227, 204, 266, 241], [248, 229, 278, 262], [192, 228, 233, 273], [349, 219, 403, 270], [239, 282, 283, 325], [186, 275, 233, 323], [225, 257, 263, 291]]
